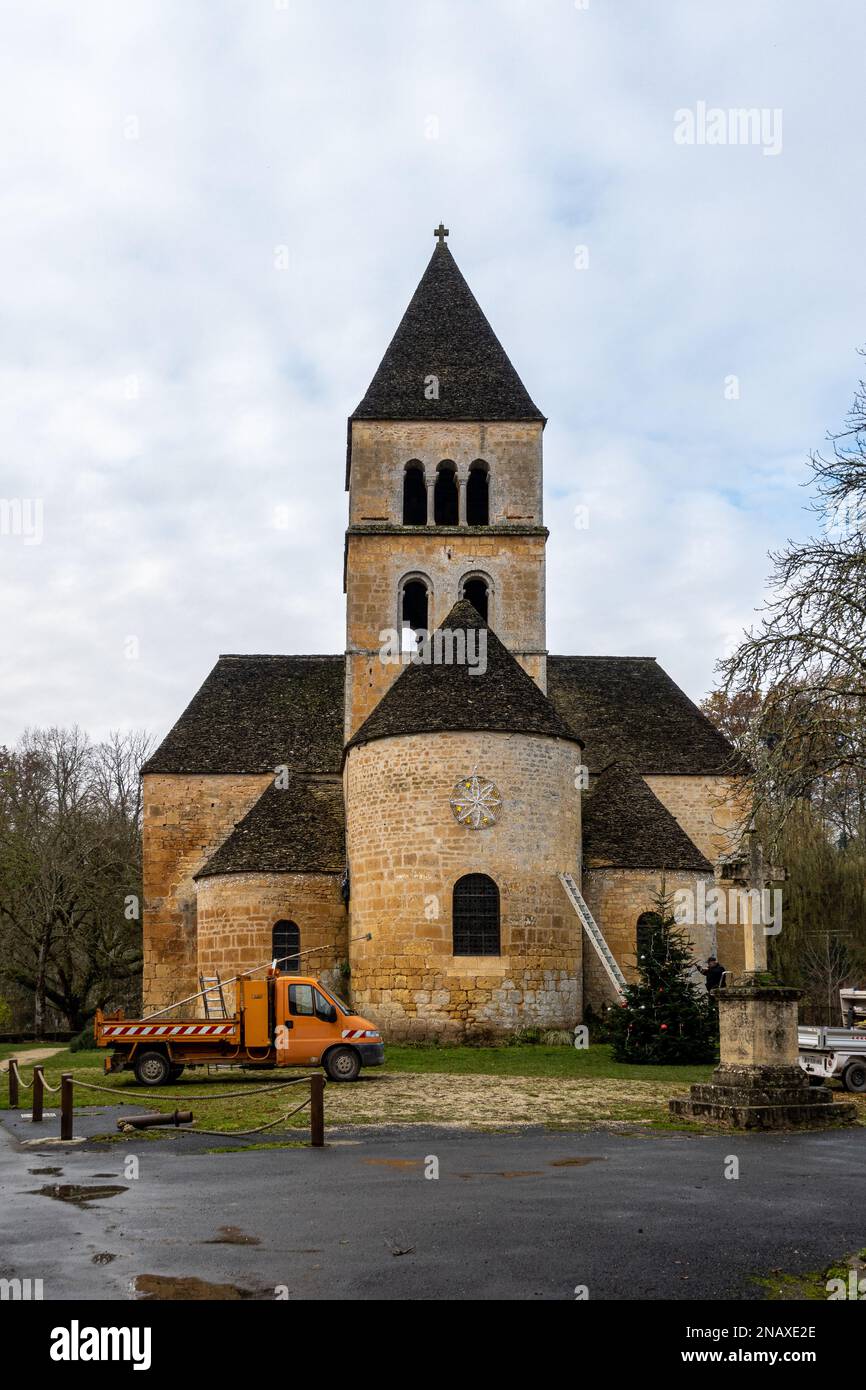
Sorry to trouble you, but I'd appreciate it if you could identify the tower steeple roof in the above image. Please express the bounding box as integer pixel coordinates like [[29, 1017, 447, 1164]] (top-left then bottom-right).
[[350, 237, 544, 424]]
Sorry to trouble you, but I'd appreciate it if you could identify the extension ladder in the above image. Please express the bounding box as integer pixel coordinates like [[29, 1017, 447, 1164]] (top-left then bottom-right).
[[559, 872, 627, 1000]]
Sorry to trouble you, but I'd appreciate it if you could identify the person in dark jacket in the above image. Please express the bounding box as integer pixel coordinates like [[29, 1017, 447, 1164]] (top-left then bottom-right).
[[698, 956, 726, 992]]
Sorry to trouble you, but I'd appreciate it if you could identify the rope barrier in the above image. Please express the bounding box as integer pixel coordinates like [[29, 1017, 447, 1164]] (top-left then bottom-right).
[[10, 1062, 33, 1089], [71, 1075, 314, 1102], [8, 1061, 326, 1145], [121, 1093, 314, 1139]]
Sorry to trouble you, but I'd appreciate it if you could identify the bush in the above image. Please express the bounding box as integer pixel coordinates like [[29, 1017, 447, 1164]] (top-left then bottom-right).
[[69, 1023, 96, 1053], [506, 1026, 544, 1046], [583, 1003, 618, 1044]]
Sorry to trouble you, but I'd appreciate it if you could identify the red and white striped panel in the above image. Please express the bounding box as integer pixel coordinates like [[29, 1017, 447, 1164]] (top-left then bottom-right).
[[101, 1023, 236, 1040], [341, 1028, 378, 1040]]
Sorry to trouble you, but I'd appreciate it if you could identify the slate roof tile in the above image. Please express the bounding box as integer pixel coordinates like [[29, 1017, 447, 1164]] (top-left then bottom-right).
[[141, 655, 344, 776], [582, 761, 713, 872], [196, 776, 345, 879], [547, 655, 745, 776], [345, 601, 580, 753], [350, 243, 544, 425]]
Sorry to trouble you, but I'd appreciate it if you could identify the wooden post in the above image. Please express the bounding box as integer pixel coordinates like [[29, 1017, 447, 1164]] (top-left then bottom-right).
[[61, 1073, 73, 1141], [8, 1058, 18, 1108], [310, 1074, 325, 1148], [32, 1065, 44, 1123]]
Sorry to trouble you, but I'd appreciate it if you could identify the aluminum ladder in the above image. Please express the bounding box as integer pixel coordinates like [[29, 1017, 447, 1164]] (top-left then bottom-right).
[[199, 973, 228, 1020], [559, 872, 627, 1000]]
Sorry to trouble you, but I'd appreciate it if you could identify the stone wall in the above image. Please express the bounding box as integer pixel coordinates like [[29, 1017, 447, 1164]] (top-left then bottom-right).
[[344, 530, 547, 735], [344, 729, 582, 1039], [142, 773, 271, 1011], [196, 871, 348, 1013], [642, 774, 746, 865], [582, 864, 749, 1018], [581, 867, 719, 1017], [344, 420, 547, 738], [348, 420, 543, 528]]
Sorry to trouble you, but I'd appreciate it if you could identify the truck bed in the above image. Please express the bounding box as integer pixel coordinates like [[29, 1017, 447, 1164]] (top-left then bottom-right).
[[95, 1016, 241, 1046], [798, 1025, 866, 1053]]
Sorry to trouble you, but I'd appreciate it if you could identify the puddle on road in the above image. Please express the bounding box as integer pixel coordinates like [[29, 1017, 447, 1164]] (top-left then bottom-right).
[[362, 1158, 422, 1169], [29, 1184, 128, 1207], [28, 1167, 63, 1175], [453, 1160, 605, 1179], [133, 1274, 266, 1301], [455, 1170, 543, 1180], [203, 1226, 262, 1246], [92, 1253, 117, 1265]]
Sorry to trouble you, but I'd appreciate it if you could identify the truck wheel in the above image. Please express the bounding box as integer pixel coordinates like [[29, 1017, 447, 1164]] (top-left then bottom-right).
[[324, 1047, 361, 1082], [134, 1050, 171, 1086], [843, 1061, 866, 1093]]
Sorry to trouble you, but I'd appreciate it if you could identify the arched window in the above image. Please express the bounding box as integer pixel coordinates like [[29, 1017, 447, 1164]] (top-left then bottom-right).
[[460, 574, 490, 622], [453, 874, 500, 956], [636, 912, 663, 966], [401, 577, 429, 634], [402, 461, 427, 526], [466, 461, 489, 526], [434, 461, 458, 525], [273, 920, 301, 973]]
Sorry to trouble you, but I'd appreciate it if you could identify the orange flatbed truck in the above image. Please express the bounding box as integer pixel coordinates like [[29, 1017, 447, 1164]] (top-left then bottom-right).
[[94, 963, 384, 1086]]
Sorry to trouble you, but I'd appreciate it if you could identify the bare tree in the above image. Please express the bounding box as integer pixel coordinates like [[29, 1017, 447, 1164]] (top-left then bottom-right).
[[0, 727, 152, 1032], [719, 365, 866, 850]]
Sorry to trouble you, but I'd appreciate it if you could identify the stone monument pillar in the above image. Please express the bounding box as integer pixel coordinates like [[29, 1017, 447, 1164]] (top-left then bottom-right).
[[670, 982, 856, 1127], [670, 831, 857, 1129]]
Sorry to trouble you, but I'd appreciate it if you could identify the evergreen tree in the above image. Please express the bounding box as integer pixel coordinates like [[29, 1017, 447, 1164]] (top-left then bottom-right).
[[609, 884, 718, 1064]]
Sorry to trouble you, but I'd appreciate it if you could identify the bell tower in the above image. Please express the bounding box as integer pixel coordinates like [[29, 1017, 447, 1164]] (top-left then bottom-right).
[[344, 227, 549, 740]]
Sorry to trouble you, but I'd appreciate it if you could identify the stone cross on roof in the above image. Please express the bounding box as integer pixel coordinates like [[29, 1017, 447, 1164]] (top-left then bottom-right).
[[434, 221, 449, 244]]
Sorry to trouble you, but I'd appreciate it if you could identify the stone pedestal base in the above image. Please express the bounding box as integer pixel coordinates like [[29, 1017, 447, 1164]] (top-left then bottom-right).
[[670, 982, 858, 1130], [670, 1064, 857, 1129]]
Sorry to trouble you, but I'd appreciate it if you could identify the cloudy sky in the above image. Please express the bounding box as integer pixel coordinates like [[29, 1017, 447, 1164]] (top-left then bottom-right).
[[2, 0, 865, 747]]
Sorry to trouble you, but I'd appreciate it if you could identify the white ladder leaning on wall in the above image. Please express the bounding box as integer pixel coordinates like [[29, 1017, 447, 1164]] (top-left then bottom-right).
[[559, 872, 627, 1001]]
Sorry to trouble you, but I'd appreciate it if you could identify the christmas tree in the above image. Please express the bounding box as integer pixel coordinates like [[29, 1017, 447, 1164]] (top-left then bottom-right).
[[609, 883, 718, 1064]]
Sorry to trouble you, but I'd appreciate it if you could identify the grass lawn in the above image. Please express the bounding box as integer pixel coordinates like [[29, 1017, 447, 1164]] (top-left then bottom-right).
[[2, 1042, 861, 1136], [385, 1042, 715, 1083]]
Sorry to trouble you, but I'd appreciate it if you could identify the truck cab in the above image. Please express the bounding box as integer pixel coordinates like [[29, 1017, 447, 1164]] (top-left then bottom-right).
[[273, 975, 383, 1081], [95, 971, 384, 1085]]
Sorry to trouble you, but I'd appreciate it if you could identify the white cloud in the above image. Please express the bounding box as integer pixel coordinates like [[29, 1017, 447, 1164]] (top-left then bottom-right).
[[1, 0, 864, 743]]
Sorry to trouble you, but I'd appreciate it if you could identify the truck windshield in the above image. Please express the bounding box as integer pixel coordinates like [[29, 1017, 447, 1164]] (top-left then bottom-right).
[[322, 987, 352, 1015]]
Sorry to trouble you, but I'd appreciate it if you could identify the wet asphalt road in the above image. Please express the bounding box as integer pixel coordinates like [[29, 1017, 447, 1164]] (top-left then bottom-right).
[[2, 1110, 864, 1301]]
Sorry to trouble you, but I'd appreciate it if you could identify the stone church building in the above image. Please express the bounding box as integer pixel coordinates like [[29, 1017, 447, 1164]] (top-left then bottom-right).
[[141, 230, 747, 1038]]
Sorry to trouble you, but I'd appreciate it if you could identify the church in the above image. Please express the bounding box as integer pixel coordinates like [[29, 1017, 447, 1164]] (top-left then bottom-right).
[[141, 228, 747, 1039]]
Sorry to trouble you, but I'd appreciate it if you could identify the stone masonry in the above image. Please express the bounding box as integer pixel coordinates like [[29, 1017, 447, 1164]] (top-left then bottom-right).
[[142, 772, 270, 1011], [196, 870, 347, 1013], [345, 729, 582, 1038], [345, 420, 547, 738]]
